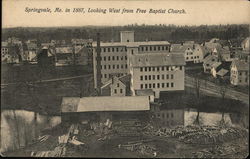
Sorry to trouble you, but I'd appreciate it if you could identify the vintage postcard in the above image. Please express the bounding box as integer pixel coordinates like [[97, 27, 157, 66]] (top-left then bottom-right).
[[1, 0, 249, 158]]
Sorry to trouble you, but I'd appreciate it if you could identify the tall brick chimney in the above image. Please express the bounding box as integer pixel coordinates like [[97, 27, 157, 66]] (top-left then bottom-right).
[[96, 33, 102, 95]]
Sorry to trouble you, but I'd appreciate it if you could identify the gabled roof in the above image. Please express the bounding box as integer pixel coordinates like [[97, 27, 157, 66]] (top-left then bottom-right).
[[131, 53, 185, 67], [231, 59, 249, 71], [55, 47, 73, 54], [217, 68, 229, 77], [101, 74, 131, 90], [211, 62, 222, 69], [61, 96, 150, 113], [203, 55, 218, 64]]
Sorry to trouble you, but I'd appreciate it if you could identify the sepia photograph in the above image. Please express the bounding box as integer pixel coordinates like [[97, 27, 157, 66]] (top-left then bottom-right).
[[1, 0, 249, 158]]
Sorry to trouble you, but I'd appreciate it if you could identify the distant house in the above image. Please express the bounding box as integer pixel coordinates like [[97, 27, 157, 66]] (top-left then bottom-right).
[[241, 37, 250, 51], [217, 68, 230, 82], [171, 43, 204, 64], [211, 61, 231, 78], [55, 46, 73, 66], [211, 62, 222, 78], [234, 50, 250, 62], [61, 96, 150, 123], [101, 74, 131, 96], [203, 55, 219, 73], [230, 59, 249, 86], [37, 47, 55, 66]]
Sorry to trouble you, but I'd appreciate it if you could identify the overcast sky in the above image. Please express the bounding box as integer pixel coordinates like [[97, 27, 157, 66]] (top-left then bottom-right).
[[2, 0, 250, 28]]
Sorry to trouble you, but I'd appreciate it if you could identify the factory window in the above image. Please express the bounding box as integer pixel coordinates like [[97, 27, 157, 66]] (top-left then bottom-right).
[[152, 67, 155, 71], [131, 49, 134, 55], [186, 57, 189, 60], [125, 47, 127, 51], [117, 83, 119, 87], [103, 48, 106, 52], [117, 56, 119, 60], [112, 48, 114, 52], [112, 56, 115, 60], [162, 83, 164, 88], [166, 83, 169, 87], [150, 46, 152, 51], [161, 66, 164, 71], [157, 83, 160, 88], [153, 75, 155, 80], [108, 48, 110, 52], [145, 84, 148, 89], [149, 67, 151, 71], [162, 46, 164, 50], [104, 56, 106, 61], [117, 65, 119, 69], [100, 65, 102, 69], [149, 75, 151, 80], [116, 48, 119, 52], [140, 76, 143, 81], [108, 65, 111, 69], [121, 56, 123, 60], [157, 67, 160, 71], [171, 113, 174, 118], [171, 67, 174, 71], [146, 47, 148, 51], [145, 67, 148, 72], [166, 66, 169, 71], [121, 65, 123, 69], [120, 89, 123, 93], [101, 74, 103, 78], [154, 46, 156, 51], [157, 75, 160, 80], [141, 84, 143, 89], [104, 74, 107, 78], [142, 47, 144, 51], [125, 56, 127, 60], [239, 72, 242, 76], [114, 89, 117, 94], [138, 47, 140, 51], [171, 74, 174, 79], [108, 56, 110, 61], [145, 75, 148, 80], [171, 82, 174, 87], [197, 56, 199, 58], [158, 46, 161, 50], [162, 113, 164, 118], [149, 84, 152, 88], [162, 75, 165, 80], [113, 65, 115, 69], [191, 56, 193, 59], [166, 46, 168, 50], [140, 68, 143, 72], [104, 65, 106, 69], [125, 64, 127, 68], [153, 83, 155, 88], [166, 113, 169, 118], [180, 66, 182, 70]]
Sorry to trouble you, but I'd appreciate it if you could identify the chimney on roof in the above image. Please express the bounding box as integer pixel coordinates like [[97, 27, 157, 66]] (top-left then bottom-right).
[[96, 33, 102, 96], [193, 44, 195, 49], [181, 42, 183, 46]]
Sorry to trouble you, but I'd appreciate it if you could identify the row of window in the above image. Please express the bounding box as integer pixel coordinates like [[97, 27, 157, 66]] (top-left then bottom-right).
[[113, 89, 123, 94], [140, 82, 174, 89], [157, 112, 174, 119], [98, 55, 128, 61], [101, 73, 126, 79], [138, 45, 169, 52], [101, 64, 128, 70], [186, 56, 199, 60], [140, 66, 182, 72], [140, 74, 174, 81], [98, 47, 127, 53]]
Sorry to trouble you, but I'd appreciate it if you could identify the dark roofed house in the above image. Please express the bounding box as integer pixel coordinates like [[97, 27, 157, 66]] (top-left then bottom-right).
[[55, 46, 74, 66], [61, 96, 150, 123], [135, 89, 154, 103]]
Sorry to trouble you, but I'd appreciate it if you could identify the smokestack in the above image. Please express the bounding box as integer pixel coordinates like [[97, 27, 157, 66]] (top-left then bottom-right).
[[96, 33, 102, 95]]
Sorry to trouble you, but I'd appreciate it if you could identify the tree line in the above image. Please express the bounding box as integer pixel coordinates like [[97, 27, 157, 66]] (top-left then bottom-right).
[[2, 24, 249, 44]]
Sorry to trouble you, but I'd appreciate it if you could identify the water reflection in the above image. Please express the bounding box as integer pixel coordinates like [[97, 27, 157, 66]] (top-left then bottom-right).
[[150, 105, 248, 128], [1, 110, 61, 153]]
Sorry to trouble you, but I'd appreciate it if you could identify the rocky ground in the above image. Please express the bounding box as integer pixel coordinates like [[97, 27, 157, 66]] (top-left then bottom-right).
[[3, 121, 249, 158]]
